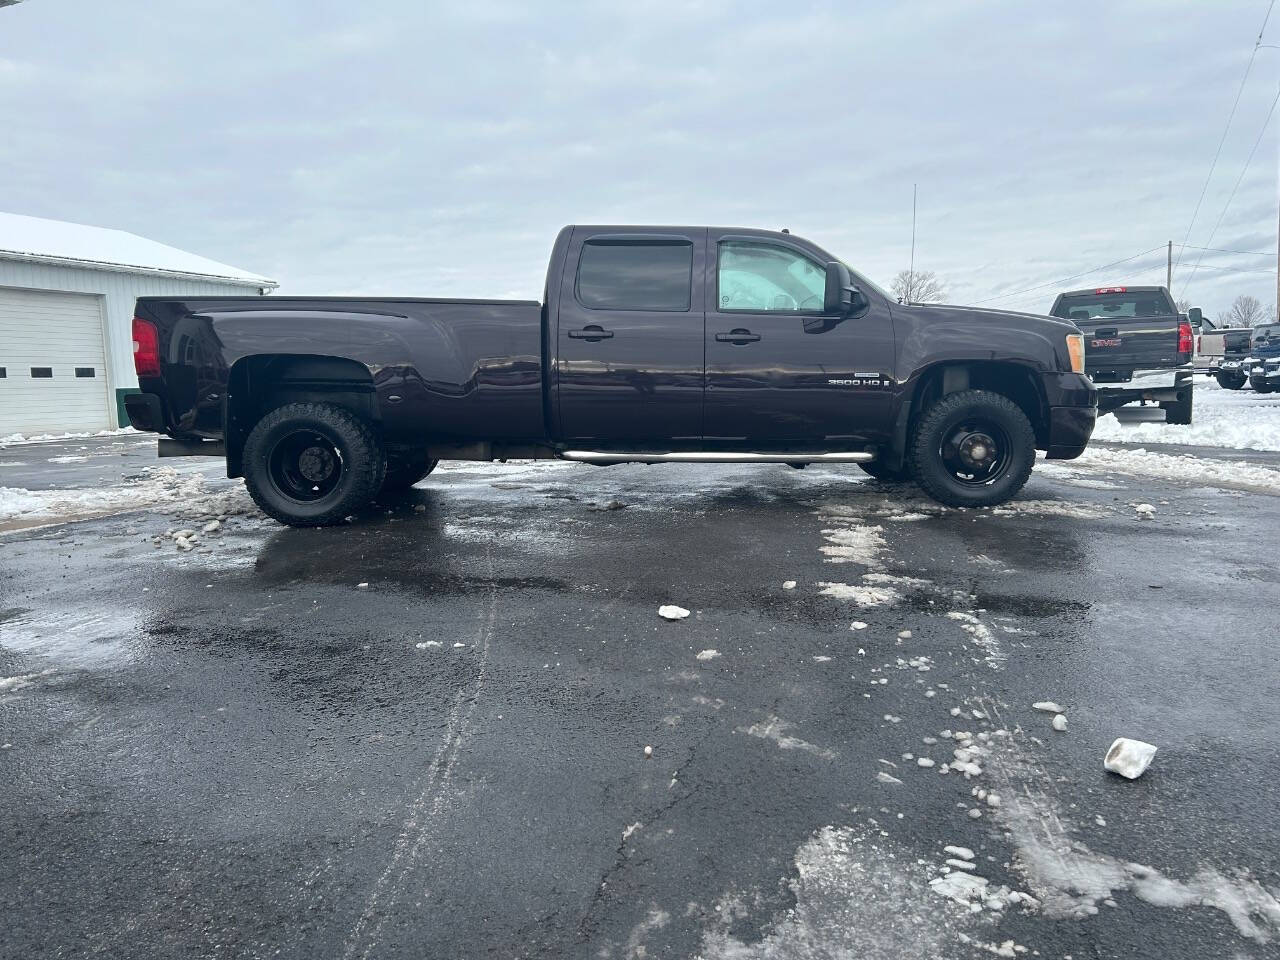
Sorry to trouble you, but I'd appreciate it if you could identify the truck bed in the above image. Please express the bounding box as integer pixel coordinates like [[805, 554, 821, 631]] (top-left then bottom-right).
[[132, 295, 546, 444]]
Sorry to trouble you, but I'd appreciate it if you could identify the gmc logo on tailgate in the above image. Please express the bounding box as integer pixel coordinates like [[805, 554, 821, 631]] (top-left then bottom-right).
[[1091, 337, 1122, 348]]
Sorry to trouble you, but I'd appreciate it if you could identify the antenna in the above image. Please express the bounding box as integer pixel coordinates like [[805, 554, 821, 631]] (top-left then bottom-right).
[[910, 183, 917, 278]]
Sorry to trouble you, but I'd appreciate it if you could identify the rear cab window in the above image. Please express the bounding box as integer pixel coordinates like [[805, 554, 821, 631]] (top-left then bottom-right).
[[1052, 289, 1177, 322], [576, 239, 693, 311]]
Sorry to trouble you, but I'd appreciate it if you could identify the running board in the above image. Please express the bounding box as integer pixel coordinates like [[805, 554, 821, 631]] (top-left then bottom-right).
[[559, 450, 874, 464]]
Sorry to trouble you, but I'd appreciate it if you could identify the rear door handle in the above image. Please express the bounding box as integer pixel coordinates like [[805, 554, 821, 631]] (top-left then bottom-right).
[[568, 325, 614, 341], [715, 329, 761, 344]]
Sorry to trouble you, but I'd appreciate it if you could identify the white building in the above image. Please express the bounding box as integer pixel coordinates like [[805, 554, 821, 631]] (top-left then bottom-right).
[[0, 211, 276, 435]]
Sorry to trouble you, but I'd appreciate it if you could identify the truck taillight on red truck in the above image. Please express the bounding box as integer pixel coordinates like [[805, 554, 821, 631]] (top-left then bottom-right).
[[1178, 320, 1194, 356], [132, 316, 160, 377]]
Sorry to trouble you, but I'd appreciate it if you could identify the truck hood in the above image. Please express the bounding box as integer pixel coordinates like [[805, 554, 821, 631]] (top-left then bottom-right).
[[892, 301, 1080, 335]]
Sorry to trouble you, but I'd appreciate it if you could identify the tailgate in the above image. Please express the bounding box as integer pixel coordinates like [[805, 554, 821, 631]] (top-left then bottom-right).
[[1076, 316, 1181, 372], [1050, 288, 1183, 374]]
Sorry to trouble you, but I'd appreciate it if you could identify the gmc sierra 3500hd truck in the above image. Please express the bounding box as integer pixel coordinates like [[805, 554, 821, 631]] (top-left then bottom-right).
[[125, 225, 1097, 526]]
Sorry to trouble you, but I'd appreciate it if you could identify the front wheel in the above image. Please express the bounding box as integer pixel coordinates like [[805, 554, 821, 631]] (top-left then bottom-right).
[[242, 402, 385, 526], [1216, 372, 1246, 390], [909, 390, 1036, 508]]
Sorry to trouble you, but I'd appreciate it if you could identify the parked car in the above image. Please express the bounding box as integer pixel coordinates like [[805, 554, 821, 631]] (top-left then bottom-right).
[[1197, 316, 1254, 389], [1245, 323, 1280, 393], [1048, 285, 1194, 423], [125, 225, 1097, 526]]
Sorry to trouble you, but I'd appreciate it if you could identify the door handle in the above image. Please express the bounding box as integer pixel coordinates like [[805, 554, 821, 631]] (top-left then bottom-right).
[[568, 325, 614, 341], [1094, 327, 1118, 337], [715, 329, 761, 344]]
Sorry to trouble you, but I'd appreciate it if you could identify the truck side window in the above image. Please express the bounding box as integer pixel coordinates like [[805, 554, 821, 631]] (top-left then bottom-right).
[[576, 239, 693, 311], [718, 241, 825, 312]]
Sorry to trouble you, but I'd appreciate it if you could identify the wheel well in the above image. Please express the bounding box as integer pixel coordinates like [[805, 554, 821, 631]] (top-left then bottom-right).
[[910, 362, 1050, 448], [226, 354, 377, 477]]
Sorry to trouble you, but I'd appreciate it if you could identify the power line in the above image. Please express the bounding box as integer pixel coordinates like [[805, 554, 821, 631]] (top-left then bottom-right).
[[1175, 242, 1273, 257], [973, 246, 1166, 305], [1171, 0, 1275, 279], [1178, 82, 1280, 297]]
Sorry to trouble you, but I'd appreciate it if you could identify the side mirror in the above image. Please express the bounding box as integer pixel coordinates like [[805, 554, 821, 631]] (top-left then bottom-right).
[[824, 261, 854, 314], [1188, 306, 1202, 326]]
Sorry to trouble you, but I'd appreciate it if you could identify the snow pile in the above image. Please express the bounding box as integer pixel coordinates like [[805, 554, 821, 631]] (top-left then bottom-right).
[[1047, 446, 1280, 492], [0, 467, 252, 526], [0, 427, 137, 448], [1091, 383, 1280, 452]]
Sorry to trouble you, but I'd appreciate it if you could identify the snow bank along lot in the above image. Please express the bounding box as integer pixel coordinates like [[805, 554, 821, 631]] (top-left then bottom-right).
[[1091, 377, 1280, 451], [2, 401, 1280, 958]]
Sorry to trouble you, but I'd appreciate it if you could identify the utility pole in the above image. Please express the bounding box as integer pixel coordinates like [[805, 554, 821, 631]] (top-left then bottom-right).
[[1167, 240, 1172, 290]]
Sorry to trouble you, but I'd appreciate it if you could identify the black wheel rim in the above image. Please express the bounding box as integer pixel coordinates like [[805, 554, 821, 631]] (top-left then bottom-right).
[[938, 418, 1012, 486], [267, 430, 344, 502]]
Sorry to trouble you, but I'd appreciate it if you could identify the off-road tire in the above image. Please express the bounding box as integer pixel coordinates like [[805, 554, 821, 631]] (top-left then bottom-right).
[[909, 389, 1036, 508], [1161, 388, 1194, 425], [858, 460, 914, 482], [1216, 372, 1246, 390], [379, 452, 438, 496], [242, 402, 384, 527]]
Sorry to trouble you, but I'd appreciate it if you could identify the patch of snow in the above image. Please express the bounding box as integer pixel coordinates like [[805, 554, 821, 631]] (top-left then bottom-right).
[[0, 427, 137, 448], [782, 580, 797, 590], [946, 611, 1004, 668], [1043, 446, 1280, 494], [695, 648, 720, 661], [658, 604, 690, 621], [1032, 701, 1062, 713], [739, 716, 835, 760], [819, 583, 899, 606], [1051, 714, 1067, 732], [622, 821, 642, 840]]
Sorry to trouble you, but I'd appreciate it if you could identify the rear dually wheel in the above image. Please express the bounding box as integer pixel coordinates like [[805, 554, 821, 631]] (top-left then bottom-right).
[[242, 402, 385, 527]]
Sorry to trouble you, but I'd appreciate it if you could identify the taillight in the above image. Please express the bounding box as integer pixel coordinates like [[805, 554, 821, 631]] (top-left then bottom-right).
[[132, 316, 161, 377], [1178, 320, 1193, 355]]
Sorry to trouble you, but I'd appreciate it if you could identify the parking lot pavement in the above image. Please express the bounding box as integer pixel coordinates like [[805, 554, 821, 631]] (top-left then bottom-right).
[[3, 441, 1280, 959]]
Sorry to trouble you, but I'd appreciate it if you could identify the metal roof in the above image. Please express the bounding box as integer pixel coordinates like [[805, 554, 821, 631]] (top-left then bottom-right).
[[0, 211, 277, 287]]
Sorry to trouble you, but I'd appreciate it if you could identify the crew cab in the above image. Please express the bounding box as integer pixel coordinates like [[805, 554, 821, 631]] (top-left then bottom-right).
[[1049, 285, 1194, 423], [125, 225, 1097, 526]]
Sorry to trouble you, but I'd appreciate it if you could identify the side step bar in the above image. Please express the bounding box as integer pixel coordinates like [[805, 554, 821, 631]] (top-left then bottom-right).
[[560, 450, 874, 464]]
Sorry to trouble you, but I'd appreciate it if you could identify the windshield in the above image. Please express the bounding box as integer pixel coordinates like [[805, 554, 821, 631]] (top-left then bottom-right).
[[1051, 290, 1176, 322], [1255, 324, 1280, 341]]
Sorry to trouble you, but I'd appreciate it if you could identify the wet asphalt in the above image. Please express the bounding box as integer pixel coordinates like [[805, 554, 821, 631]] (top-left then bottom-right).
[[2, 436, 1279, 959]]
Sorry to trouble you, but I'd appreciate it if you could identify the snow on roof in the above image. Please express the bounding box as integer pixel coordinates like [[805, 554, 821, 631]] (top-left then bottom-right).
[[0, 211, 277, 287]]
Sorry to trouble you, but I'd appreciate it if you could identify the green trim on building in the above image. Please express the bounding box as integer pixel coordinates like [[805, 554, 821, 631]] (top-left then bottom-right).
[[116, 387, 141, 428]]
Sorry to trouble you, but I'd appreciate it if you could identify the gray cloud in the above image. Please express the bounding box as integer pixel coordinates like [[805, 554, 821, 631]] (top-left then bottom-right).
[[2, 0, 1276, 318]]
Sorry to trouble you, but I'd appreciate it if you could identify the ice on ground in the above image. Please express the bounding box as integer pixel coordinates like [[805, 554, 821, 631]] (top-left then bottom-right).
[[991, 499, 1109, 520], [876, 771, 903, 785], [622, 821, 642, 840], [739, 716, 835, 760], [696, 648, 720, 661], [699, 827, 981, 959], [1051, 714, 1067, 732], [944, 845, 976, 861], [658, 604, 691, 621], [1134, 503, 1156, 519], [987, 732, 1280, 943], [782, 580, 797, 590], [1032, 701, 1062, 713], [816, 507, 886, 568]]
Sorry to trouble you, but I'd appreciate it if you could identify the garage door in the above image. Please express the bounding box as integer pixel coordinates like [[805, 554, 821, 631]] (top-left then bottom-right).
[[0, 287, 111, 435]]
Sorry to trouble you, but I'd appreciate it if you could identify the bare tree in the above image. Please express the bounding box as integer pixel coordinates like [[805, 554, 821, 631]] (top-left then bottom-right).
[[1175, 298, 1191, 314], [1226, 294, 1265, 327], [891, 269, 946, 304]]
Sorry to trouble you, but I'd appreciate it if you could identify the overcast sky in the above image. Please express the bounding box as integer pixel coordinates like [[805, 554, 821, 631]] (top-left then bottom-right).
[[3, 0, 1278, 318]]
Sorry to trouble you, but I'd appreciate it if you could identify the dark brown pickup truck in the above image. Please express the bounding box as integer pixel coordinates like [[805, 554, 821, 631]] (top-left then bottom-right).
[[125, 225, 1097, 526]]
